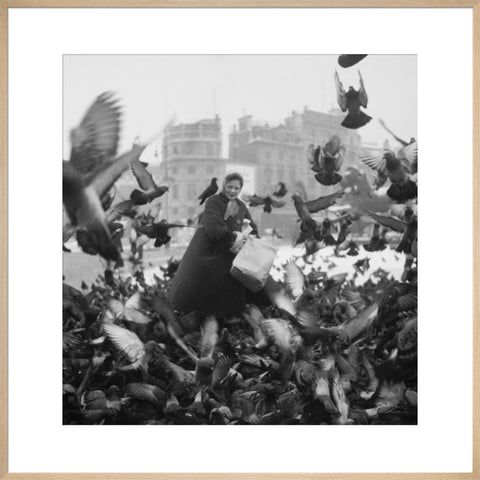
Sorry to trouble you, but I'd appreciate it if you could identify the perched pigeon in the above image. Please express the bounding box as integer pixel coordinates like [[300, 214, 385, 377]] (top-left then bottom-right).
[[198, 178, 219, 205]]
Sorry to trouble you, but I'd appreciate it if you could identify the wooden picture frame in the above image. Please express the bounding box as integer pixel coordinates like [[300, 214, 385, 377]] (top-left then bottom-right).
[[1, 1, 478, 479]]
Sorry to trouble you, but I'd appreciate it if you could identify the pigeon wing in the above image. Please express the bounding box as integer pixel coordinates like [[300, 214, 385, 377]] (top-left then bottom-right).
[[335, 146, 346, 171], [211, 354, 232, 388], [124, 292, 151, 324], [397, 317, 417, 351], [199, 315, 219, 358], [126, 383, 166, 405], [249, 194, 266, 206], [130, 157, 157, 191], [358, 70, 368, 107], [70, 92, 121, 174], [107, 298, 124, 319], [335, 71, 348, 112], [285, 260, 305, 300], [307, 144, 318, 169], [360, 154, 387, 175], [270, 198, 286, 208], [397, 141, 417, 168], [105, 200, 137, 223], [304, 190, 344, 214], [367, 211, 407, 233], [102, 323, 145, 363], [90, 143, 147, 198], [262, 318, 292, 354]]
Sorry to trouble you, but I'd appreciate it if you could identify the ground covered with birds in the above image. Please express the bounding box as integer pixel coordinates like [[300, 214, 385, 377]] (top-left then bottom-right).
[[63, 253, 417, 426]]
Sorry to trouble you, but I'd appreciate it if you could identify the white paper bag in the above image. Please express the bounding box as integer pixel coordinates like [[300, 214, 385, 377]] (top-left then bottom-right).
[[230, 236, 277, 292]]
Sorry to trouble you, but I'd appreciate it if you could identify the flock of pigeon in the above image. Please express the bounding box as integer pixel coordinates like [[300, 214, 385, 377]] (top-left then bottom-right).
[[63, 54, 417, 425]]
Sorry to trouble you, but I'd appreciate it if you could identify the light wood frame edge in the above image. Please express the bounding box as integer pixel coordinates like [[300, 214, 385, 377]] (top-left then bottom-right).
[[0, 1, 478, 479]]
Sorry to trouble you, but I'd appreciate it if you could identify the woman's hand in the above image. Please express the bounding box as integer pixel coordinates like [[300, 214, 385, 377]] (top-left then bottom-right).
[[230, 231, 246, 254]]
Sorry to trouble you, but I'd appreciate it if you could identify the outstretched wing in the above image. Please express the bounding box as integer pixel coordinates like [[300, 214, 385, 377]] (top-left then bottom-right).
[[285, 260, 305, 300], [245, 194, 266, 206], [358, 70, 368, 107], [130, 157, 157, 191], [307, 143, 321, 172], [334, 71, 347, 112], [124, 292, 151, 324], [102, 323, 145, 363], [378, 118, 409, 147], [70, 92, 122, 174], [90, 143, 147, 198], [397, 141, 417, 167], [367, 211, 407, 233], [360, 153, 387, 175], [304, 190, 344, 214], [105, 200, 137, 223], [335, 145, 346, 171], [270, 198, 286, 208]]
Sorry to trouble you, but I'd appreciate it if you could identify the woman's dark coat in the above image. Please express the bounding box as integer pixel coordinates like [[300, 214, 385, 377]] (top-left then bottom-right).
[[169, 192, 268, 317]]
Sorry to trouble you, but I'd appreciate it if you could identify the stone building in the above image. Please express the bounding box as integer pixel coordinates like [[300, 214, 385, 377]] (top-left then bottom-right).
[[228, 107, 375, 239], [160, 115, 227, 223]]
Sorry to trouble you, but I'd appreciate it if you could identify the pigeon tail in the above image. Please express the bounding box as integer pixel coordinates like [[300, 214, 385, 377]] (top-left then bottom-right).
[[341, 111, 372, 129], [130, 189, 148, 205], [154, 235, 171, 248], [314, 171, 342, 186], [387, 180, 417, 203], [323, 235, 337, 246]]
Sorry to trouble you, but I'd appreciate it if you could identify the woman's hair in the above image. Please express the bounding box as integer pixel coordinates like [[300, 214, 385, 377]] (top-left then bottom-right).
[[224, 172, 244, 187]]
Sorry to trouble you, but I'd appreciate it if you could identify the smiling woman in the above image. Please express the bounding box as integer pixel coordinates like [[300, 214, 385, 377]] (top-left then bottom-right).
[[169, 172, 271, 319]]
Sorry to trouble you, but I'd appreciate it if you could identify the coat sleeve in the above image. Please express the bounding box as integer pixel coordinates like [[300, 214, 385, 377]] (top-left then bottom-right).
[[203, 196, 237, 247]]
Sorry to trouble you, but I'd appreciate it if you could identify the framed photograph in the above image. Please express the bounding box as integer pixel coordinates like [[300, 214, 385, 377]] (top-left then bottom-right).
[[1, 1, 479, 479]]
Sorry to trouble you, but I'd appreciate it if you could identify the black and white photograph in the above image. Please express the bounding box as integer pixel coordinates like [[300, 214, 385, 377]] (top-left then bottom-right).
[[62, 54, 418, 426]]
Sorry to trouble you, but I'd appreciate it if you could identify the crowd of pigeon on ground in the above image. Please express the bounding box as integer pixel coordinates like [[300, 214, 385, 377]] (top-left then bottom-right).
[[63, 54, 418, 425]]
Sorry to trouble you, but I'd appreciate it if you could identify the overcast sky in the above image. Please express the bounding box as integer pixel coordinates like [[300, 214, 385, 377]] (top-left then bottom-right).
[[63, 54, 417, 163]]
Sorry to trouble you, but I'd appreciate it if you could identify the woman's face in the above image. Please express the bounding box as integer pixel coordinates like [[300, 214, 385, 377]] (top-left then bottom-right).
[[224, 179, 242, 200]]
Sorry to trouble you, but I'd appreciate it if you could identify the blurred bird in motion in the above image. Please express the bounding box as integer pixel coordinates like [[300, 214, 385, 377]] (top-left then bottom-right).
[[338, 54, 368, 68], [241, 193, 285, 213], [135, 219, 196, 248], [63, 92, 151, 261]]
